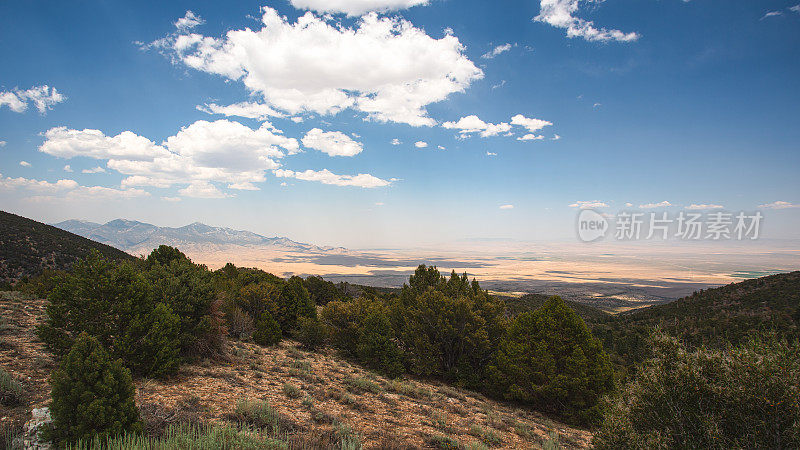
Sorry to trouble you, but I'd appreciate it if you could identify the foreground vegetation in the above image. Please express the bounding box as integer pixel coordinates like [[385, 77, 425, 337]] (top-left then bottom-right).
[[321, 265, 614, 424], [594, 333, 800, 448], [68, 424, 291, 450], [3, 244, 799, 448], [1, 293, 587, 449]]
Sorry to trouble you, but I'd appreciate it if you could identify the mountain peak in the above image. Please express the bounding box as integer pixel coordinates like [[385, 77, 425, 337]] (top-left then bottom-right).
[[104, 218, 148, 228], [54, 218, 329, 254]]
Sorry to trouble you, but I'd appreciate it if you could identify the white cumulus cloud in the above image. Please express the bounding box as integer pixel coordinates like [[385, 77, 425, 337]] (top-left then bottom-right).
[[443, 113, 553, 138], [302, 128, 363, 157], [570, 200, 608, 209], [510, 114, 552, 133], [0, 173, 146, 201], [274, 168, 391, 188], [482, 43, 512, 59], [197, 102, 284, 120], [685, 203, 724, 210], [288, 0, 429, 16], [19, 161, 31, 167], [499, 204, 514, 209], [40, 119, 300, 196], [175, 10, 204, 31], [155, 7, 482, 126], [0, 85, 65, 114], [535, 0, 639, 43], [41, 127, 166, 161], [0, 174, 78, 193], [639, 201, 672, 209], [414, 141, 428, 148], [759, 201, 800, 210], [517, 134, 544, 141], [442, 115, 512, 137]]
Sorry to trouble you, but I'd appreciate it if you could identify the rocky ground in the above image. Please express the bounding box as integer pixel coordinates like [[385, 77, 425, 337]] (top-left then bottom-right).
[[0, 292, 593, 449]]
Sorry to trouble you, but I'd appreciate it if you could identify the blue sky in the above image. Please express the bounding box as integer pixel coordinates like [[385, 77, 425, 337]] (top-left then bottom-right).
[[1, 0, 799, 247]]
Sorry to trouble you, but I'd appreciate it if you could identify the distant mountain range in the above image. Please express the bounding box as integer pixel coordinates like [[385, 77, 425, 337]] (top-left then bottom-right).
[[54, 219, 337, 255]]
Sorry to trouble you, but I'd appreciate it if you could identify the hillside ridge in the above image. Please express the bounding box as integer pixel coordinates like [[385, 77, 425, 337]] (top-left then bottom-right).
[[590, 270, 800, 368], [0, 210, 134, 285]]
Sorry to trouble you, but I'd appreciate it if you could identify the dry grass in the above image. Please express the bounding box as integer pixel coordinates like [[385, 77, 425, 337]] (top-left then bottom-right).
[[0, 292, 592, 448], [0, 293, 55, 425]]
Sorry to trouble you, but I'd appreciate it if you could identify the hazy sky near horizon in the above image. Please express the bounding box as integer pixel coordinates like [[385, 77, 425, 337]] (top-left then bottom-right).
[[1, 0, 799, 248]]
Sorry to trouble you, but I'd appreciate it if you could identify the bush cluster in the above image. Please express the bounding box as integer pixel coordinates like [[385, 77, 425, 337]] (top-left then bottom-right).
[[322, 295, 405, 377], [37, 247, 221, 378], [591, 271, 800, 371], [294, 316, 327, 350], [37, 248, 337, 378], [304, 275, 348, 305], [212, 264, 320, 346], [593, 332, 800, 449], [253, 311, 282, 346], [36, 251, 614, 425], [322, 265, 614, 423], [12, 269, 68, 298]]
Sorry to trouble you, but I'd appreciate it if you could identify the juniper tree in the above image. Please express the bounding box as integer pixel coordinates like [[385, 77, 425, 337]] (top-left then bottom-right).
[[489, 296, 613, 425], [50, 333, 141, 445], [253, 310, 282, 346]]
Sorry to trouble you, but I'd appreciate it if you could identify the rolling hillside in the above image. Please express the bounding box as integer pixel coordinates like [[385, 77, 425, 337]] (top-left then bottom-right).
[[0, 294, 592, 449], [0, 210, 134, 285], [590, 271, 800, 368], [506, 293, 610, 322]]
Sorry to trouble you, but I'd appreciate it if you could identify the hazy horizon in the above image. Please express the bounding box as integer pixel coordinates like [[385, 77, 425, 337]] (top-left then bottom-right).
[[40, 210, 800, 307]]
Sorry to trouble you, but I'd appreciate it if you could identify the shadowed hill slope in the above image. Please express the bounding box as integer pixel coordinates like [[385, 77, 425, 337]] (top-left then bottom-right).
[[0, 210, 134, 285], [591, 271, 800, 368], [506, 293, 609, 322]]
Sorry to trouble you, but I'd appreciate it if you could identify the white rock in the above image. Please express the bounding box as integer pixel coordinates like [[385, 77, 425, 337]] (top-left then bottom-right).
[[19, 407, 52, 450]]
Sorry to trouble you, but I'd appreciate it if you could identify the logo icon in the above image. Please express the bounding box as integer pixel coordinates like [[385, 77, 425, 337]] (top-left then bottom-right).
[[577, 209, 608, 242]]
